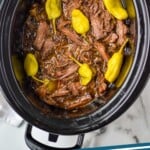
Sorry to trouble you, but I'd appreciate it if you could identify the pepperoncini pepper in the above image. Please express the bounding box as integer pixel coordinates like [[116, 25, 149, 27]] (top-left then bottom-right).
[[115, 40, 134, 87], [45, 0, 62, 33], [70, 56, 93, 86], [104, 39, 129, 83], [71, 9, 90, 36], [125, 0, 136, 18], [12, 55, 24, 84], [24, 53, 47, 84], [24, 53, 56, 91], [24, 53, 38, 77], [103, 0, 128, 20], [115, 54, 133, 88]]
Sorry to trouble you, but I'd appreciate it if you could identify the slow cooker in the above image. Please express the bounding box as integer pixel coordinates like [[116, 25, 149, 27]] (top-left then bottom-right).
[[0, 0, 150, 149]]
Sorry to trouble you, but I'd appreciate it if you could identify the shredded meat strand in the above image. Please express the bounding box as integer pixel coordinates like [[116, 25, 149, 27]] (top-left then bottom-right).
[[34, 21, 49, 50], [103, 33, 118, 43], [57, 64, 79, 79], [94, 42, 109, 62], [116, 20, 128, 46], [59, 27, 83, 46]]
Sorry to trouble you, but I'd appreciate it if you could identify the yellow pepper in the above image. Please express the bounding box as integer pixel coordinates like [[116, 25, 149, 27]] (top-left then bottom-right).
[[24, 53, 56, 91], [115, 40, 134, 87], [71, 9, 90, 36], [45, 0, 62, 33], [115, 54, 133, 88], [103, 0, 128, 20], [105, 39, 129, 83], [24, 53, 38, 77], [12, 55, 24, 84], [24, 53, 47, 83], [70, 56, 93, 86], [125, 0, 136, 18]]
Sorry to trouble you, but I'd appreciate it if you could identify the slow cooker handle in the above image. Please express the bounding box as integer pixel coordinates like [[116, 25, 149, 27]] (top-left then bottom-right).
[[25, 124, 84, 150]]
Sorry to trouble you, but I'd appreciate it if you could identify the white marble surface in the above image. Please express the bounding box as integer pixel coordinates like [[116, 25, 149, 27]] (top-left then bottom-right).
[[0, 79, 150, 150], [83, 79, 150, 148]]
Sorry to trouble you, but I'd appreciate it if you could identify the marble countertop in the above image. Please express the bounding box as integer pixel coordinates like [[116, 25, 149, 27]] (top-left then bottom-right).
[[83, 79, 150, 148], [0, 79, 150, 149]]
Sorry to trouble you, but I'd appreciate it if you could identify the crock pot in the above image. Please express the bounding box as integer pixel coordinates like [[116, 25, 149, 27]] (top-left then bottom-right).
[[0, 0, 150, 149]]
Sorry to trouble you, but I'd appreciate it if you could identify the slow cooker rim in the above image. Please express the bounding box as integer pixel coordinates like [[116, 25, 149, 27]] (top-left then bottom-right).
[[0, 0, 150, 135]]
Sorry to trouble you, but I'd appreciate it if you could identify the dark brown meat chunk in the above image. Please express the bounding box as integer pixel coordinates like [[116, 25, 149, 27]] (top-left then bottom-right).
[[57, 19, 85, 46], [89, 2, 104, 39], [45, 94, 93, 110], [90, 15, 105, 40], [96, 72, 107, 95], [41, 38, 55, 58], [43, 38, 55, 52], [68, 82, 83, 96], [63, 95, 92, 110], [34, 21, 49, 50], [94, 42, 109, 62], [59, 27, 83, 46], [51, 89, 70, 97], [89, 1, 115, 40], [56, 64, 79, 79], [103, 33, 118, 43], [116, 20, 128, 46]]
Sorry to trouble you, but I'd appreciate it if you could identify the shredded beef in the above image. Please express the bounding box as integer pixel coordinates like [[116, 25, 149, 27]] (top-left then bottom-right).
[[22, 0, 133, 110], [116, 20, 129, 46], [94, 42, 109, 62], [34, 21, 49, 50]]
